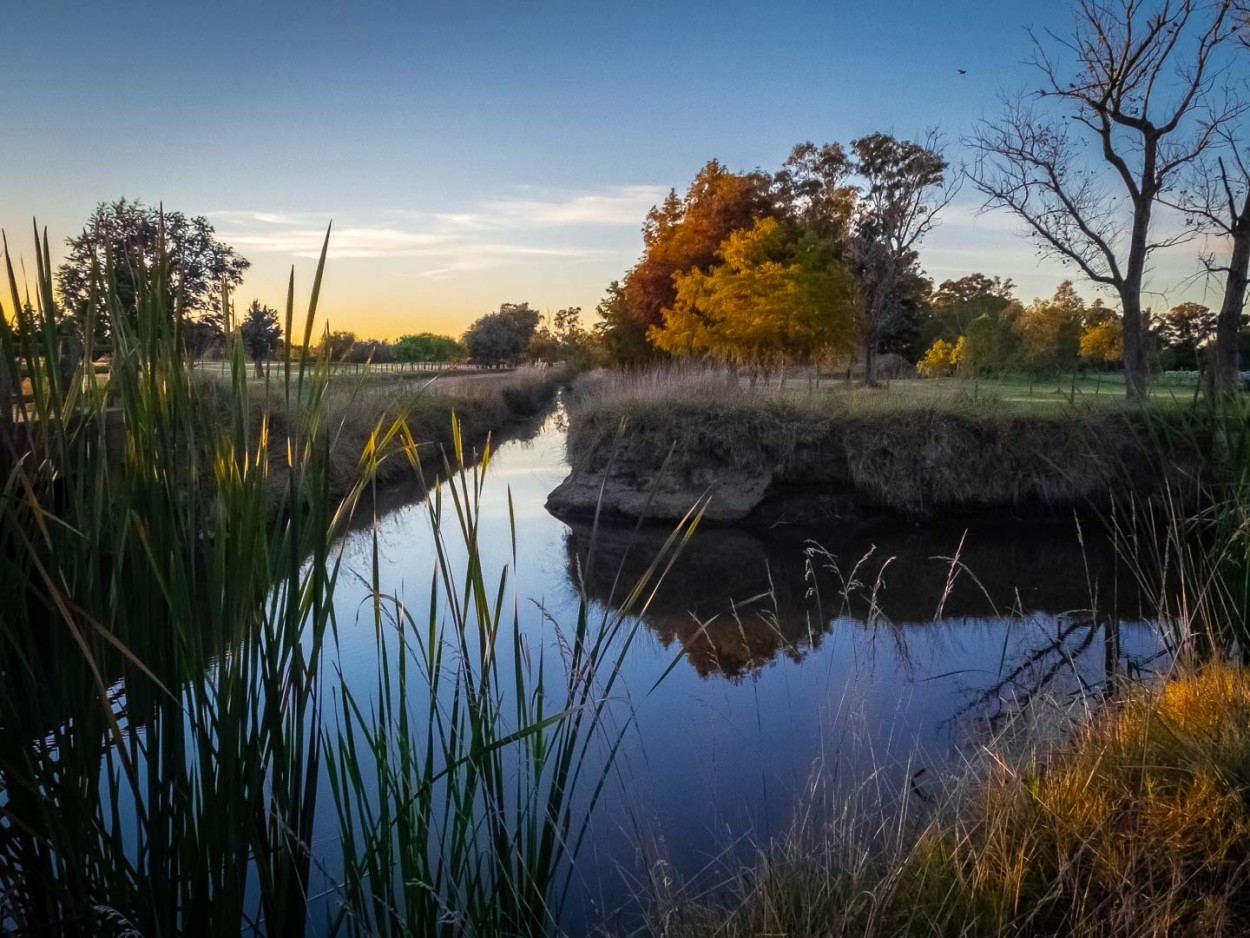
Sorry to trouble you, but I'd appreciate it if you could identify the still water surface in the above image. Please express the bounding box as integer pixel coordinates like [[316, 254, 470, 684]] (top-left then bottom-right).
[[323, 404, 1162, 928]]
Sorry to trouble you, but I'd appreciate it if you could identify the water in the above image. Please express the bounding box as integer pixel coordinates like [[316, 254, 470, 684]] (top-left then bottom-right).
[[323, 402, 1163, 930]]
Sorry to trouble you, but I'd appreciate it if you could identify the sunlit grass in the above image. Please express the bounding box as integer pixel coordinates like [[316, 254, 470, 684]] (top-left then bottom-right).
[[645, 663, 1250, 938], [571, 366, 1203, 419]]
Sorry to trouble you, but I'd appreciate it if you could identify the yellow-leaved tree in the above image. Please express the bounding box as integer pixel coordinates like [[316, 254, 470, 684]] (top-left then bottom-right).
[[648, 217, 855, 371], [1080, 303, 1124, 365], [1014, 280, 1086, 374], [916, 338, 956, 377]]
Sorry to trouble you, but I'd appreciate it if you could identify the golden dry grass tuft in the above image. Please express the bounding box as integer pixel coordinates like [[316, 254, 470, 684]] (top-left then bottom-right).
[[649, 666, 1250, 938]]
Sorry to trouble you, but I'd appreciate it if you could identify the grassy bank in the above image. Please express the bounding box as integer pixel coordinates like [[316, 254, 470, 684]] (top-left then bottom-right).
[[557, 368, 1210, 521], [194, 363, 567, 500], [608, 366, 1250, 937], [646, 663, 1250, 938]]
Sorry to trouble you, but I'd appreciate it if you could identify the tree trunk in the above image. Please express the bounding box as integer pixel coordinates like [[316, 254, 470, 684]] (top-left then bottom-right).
[[57, 333, 83, 399], [254, 356, 264, 380], [1120, 294, 1149, 404], [863, 334, 878, 386], [1120, 188, 1154, 405], [1214, 218, 1250, 396], [0, 358, 16, 451]]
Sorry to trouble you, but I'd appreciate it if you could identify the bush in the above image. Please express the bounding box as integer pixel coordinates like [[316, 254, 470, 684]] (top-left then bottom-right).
[[917, 338, 956, 377]]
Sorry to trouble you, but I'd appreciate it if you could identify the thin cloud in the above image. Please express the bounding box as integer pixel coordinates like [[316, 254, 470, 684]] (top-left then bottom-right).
[[390, 185, 668, 231], [224, 226, 452, 258], [214, 185, 656, 275], [484, 185, 668, 227]]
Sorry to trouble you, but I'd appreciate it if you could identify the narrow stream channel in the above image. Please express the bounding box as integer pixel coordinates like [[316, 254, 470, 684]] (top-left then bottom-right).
[[320, 401, 1163, 931]]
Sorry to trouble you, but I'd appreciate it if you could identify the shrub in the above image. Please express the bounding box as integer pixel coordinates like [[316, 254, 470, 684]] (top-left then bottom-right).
[[917, 337, 956, 377]]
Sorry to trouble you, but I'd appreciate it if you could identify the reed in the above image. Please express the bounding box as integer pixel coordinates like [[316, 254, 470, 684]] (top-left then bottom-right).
[[1109, 396, 1250, 658], [327, 428, 706, 935], [0, 221, 375, 934], [0, 222, 651, 936]]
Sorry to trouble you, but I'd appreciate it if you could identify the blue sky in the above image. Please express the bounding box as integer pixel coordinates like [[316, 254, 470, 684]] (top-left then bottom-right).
[[0, 0, 1224, 336]]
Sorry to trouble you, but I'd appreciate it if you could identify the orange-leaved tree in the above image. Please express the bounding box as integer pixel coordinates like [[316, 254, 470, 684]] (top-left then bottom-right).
[[649, 217, 854, 372], [602, 161, 774, 362]]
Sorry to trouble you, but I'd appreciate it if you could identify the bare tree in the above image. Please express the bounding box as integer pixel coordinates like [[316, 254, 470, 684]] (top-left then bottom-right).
[[969, 0, 1239, 402], [1170, 10, 1250, 393], [849, 131, 956, 385], [1170, 131, 1250, 391]]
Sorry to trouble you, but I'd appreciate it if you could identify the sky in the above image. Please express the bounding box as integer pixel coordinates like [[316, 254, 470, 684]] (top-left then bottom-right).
[[0, 0, 1233, 338]]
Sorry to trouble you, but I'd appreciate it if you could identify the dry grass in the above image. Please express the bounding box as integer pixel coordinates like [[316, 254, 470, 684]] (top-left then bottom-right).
[[195, 364, 567, 498], [646, 665, 1250, 938]]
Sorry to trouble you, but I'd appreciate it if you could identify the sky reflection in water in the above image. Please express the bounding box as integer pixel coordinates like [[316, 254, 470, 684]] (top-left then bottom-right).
[[328, 406, 1162, 926]]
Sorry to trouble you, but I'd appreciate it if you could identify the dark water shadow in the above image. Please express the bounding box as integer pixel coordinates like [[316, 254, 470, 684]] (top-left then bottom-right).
[[563, 515, 1152, 681]]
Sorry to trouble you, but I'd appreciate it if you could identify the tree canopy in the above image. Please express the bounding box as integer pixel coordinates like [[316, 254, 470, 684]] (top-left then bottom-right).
[[319, 330, 357, 362], [649, 218, 855, 370], [847, 131, 953, 383], [600, 134, 953, 377], [239, 301, 282, 377], [1158, 302, 1217, 369], [1014, 281, 1087, 375], [925, 274, 1016, 345], [57, 198, 249, 338], [529, 307, 597, 367], [462, 303, 540, 366], [601, 161, 774, 362], [1080, 306, 1124, 366], [394, 333, 464, 364]]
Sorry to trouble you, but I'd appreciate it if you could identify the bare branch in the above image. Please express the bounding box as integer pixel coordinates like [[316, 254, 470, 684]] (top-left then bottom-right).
[[965, 0, 1240, 400], [967, 98, 1124, 285]]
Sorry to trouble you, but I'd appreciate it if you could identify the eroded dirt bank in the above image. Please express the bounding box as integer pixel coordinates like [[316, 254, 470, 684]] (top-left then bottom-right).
[[546, 402, 1209, 525]]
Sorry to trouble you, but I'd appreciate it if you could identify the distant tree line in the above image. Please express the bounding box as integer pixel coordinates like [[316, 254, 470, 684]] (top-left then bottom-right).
[[50, 195, 1245, 384], [52, 0, 1250, 398], [48, 200, 598, 373], [914, 275, 1247, 379]]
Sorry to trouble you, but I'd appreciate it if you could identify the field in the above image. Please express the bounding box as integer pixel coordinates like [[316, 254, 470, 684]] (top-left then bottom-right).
[[861, 372, 1203, 411], [739, 368, 1204, 413]]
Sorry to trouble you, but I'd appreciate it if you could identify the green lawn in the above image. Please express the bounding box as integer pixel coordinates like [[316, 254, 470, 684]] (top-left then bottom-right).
[[818, 372, 1205, 415]]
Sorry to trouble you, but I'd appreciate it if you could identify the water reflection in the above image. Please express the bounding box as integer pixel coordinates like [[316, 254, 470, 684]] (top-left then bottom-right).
[[342, 403, 555, 536], [324, 403, 1166, 931], [564, 515, 1152, 683]]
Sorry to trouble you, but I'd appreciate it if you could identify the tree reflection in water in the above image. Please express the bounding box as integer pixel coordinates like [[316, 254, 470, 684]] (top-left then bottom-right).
[[563, 515, 1158, 708]]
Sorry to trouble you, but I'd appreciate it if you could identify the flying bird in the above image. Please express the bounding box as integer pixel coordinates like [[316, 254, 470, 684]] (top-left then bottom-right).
[[957, 69, 967, 75]]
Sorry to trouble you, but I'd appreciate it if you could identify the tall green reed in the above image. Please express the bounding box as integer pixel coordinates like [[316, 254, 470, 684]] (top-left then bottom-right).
[[0, 220, 376, 934], [328, 422, 707, 936], [1111, 394, 1250, 659], [0, 220, 690, 936]]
